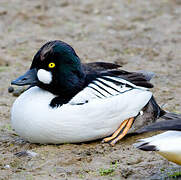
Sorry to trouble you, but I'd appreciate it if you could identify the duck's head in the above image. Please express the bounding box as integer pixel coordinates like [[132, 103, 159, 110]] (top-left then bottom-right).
[[11, 40, 85, 96]]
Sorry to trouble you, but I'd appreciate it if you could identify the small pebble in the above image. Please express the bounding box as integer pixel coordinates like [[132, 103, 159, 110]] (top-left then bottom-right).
[[14, 150, 38, 157], [12, 87, 26, 97], [27, 150, 38, 157], [4, 165, 10, 169], [8, 86, 14, 93], [107, 16, 113, 21]]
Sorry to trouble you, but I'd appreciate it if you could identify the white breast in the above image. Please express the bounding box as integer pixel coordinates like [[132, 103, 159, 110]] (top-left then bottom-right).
[[11, 86, 152, 144]]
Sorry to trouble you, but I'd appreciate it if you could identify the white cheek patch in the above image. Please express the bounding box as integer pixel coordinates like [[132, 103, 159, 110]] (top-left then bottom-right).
[[37, 69, 52, 84]]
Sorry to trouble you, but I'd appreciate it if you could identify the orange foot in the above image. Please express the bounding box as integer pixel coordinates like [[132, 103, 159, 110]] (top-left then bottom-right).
[[102, 117, 134, 146]]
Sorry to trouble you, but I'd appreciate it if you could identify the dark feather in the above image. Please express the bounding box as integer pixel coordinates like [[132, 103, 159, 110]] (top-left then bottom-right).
[[136, 113, 181, 134], [83, 62, 154, 88], [162, 112, 181, 120], [137, 70, 155, 81], [83, 62, 121, 73], [137, 144, 158, 151], [129, 96, 165, 133]]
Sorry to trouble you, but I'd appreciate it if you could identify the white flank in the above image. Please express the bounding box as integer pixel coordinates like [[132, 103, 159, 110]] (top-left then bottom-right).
[[11, 80, 152, 144], [37, 69, 52, 84], [134, 131, 181, 165]]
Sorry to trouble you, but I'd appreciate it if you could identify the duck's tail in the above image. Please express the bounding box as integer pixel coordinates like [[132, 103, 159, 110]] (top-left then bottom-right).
[[129, 96, 164, 133], [136, 112, 181, 134], [133, 141, 158, 152]]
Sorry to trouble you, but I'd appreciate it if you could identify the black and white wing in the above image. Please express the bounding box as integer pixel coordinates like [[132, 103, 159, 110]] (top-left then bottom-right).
[[82, 62, 154, 88], [69, 76, 149, 105]]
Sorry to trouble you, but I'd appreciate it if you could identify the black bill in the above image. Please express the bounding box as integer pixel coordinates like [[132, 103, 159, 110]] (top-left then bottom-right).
[[11, 68, 38, 86]]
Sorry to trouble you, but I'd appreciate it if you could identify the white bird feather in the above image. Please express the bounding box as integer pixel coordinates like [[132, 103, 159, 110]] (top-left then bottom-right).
[[134, 131, 181, 165], [11, 76, 152, 144]]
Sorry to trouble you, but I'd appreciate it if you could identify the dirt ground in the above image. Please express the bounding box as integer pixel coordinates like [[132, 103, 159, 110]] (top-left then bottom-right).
[[0, 0, 181, 179]]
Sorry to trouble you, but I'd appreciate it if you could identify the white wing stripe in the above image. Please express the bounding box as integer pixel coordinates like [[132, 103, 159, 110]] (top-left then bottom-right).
[[69, 75, 151, 105], [103, 76, 135, 87], [102, 76, 148, 90], [88, 83, 111, 98], [97, 78, 124, 93], [90, 90, 103, 99], [97, 77, 132, 93], [88, 76, 135, 99], [92, 81, 113, 95], [93, 80, 120, 96], [88, 85, 106, 98]]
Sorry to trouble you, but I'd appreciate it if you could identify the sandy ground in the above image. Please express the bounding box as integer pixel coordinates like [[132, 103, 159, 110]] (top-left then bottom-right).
[[0, 0, 181, 179]]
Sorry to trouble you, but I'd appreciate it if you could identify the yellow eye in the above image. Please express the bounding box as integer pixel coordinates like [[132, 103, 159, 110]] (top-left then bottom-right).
[[48, 62, 55, 68]]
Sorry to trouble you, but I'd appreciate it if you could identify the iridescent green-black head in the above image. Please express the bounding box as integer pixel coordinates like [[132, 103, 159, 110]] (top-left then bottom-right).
[[12, 40, 85, 97]]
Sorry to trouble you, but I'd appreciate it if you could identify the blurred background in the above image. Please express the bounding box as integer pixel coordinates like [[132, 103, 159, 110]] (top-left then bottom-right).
[[0, 0, 181, 179]]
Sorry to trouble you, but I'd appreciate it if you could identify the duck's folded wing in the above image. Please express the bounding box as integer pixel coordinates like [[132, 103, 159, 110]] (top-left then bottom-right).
[[69, 75, 150, 105], [83, 62, 154, 88], [83, 62, 121, 72]]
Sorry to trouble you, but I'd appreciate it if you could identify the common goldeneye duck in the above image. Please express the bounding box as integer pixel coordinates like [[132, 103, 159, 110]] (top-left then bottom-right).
[[11, 40, 165, 145], [134, 116, 181, 165]]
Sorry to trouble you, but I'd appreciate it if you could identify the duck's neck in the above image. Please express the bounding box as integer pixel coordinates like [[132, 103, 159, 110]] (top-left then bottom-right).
[[38, 71, 86, 108]]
